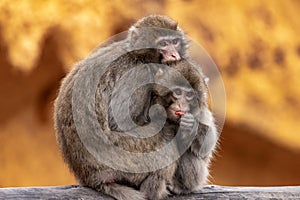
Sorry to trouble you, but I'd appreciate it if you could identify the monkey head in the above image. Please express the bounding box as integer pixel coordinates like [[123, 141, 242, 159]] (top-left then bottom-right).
[[127, 15, 188, 64], [165, 85, 197, 123], [152, 62, 203, 123]]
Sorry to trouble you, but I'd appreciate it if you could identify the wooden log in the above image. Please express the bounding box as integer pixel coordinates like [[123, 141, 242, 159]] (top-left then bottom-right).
[[0, 185, 300, 199]]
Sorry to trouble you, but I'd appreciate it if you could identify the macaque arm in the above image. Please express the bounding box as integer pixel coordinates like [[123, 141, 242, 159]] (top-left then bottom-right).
[[107, 64, 155, 132], [108, 86, 153, 132], [129, 86, 153, 126], [190, 121, 218, 159], [176, 113, 198, 155]]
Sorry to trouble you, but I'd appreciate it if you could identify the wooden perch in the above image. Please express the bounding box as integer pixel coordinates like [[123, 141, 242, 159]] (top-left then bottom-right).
[[1, 185, 300, 199]]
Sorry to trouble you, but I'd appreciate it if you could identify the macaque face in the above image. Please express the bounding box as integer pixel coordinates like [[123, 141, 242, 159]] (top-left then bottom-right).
[[156, 36, 182, 63], [166, 86, 196, 122]]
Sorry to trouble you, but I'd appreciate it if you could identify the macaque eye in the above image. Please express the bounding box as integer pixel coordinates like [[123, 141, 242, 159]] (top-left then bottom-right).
[[172, 38, 179, 45], [186, 91, 195, 100], [173, 88, 182, 96], [158, 40, 168, 47]]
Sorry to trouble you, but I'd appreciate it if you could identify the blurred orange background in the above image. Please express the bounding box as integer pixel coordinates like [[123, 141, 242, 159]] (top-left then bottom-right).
[[0, 0, 300, 187]]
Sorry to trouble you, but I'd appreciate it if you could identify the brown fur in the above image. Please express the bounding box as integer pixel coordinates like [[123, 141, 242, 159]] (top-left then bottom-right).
[[54, 14, 218, 200], [54, 15, 186, 200], [165, 62, 218, 194], [134, 15, 178, 31]]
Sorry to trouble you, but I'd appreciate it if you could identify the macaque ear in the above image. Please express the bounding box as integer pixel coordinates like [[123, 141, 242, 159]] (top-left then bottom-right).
[[204, 77, 209, 86], [129, 26, 139, 45]]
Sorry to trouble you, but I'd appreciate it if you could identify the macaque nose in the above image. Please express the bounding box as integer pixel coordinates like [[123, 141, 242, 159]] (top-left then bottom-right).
[[179, 101, 189, 112], [170, 51, 181, 61], [168, 51, 181, 61], [161, 46, 181, 62]]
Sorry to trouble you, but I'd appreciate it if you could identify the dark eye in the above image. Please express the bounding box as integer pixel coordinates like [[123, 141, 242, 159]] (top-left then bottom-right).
[[173, 88, 182, 96], [186, 91, 195, 100], [172, 38, 180, 45], [159, 40, 167, 47]]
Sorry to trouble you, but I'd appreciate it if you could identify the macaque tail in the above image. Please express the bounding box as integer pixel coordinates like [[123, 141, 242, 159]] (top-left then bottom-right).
[[97, 183, 146, 200]]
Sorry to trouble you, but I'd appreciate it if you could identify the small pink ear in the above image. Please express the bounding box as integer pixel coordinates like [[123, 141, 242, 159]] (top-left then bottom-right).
[[156, 68, 164, 77], [204, 77, 209, 85], [129, 27, 138, 44]]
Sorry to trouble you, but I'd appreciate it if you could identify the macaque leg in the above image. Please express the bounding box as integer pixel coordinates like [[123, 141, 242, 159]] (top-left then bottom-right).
[[170, 152, 208, 194], [140, 163, 176, 200]]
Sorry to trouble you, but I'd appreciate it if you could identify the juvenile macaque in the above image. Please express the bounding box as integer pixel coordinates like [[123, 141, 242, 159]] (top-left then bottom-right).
[[137, 60, 217, 199], [137, 61, 203, 200], [166, 65, 218, 195]]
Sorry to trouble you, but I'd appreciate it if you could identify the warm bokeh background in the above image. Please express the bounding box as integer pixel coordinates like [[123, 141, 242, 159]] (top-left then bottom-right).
[[1, 0, 300, 187]]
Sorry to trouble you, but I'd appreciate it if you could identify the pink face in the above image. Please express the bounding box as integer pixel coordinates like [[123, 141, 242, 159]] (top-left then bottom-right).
[[156, 37, 181, 63], [166, 87, 195, 122]]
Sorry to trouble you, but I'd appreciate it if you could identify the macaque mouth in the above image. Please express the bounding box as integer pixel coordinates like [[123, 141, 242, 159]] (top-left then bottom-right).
[[175, 110, 185, 116]]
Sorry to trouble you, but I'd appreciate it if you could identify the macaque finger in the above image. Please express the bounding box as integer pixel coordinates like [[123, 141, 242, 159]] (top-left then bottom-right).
[[181, 115, 195, 124], [180, 117, 194, 123], [180, 122, 194, 130]]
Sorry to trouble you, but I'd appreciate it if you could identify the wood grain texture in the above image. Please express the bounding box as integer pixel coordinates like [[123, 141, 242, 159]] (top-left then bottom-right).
[[1, 185, 300, 199]]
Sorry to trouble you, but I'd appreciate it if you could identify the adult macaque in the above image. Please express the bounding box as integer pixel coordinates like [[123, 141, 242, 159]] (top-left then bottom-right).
[[54, 14, 218, 200], [55, 15, 189, 200]]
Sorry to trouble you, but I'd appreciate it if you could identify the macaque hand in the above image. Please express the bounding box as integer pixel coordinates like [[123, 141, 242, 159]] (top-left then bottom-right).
[[179, 113, 195, 132], [191, 122, 217, 159], [178, 113, 197, 147]]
